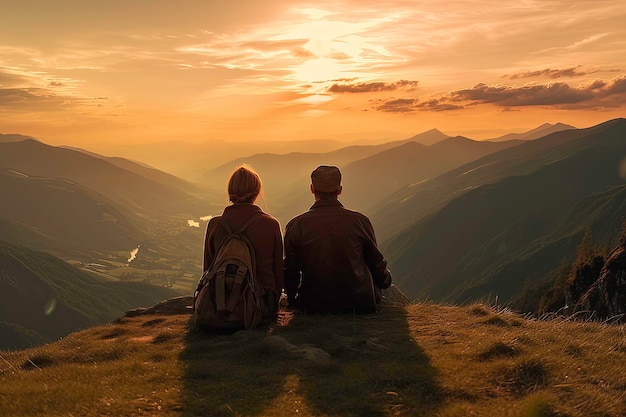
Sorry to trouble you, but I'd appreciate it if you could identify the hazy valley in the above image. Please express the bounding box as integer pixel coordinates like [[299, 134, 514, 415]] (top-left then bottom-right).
[[1, 119, 624, 351]]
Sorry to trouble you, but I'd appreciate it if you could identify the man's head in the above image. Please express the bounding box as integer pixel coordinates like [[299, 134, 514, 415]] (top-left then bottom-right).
[[310, 165, 342, 200]]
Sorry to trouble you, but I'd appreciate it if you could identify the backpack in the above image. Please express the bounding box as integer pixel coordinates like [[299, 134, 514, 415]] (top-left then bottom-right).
[[192, 213, 265, 331]]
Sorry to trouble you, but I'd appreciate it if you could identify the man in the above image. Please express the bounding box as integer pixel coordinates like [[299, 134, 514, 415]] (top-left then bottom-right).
[[284, 165, 392, 313]]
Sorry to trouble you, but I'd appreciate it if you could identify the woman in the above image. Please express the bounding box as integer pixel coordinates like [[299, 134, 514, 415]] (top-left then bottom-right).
[[202, 165, 283, 319]]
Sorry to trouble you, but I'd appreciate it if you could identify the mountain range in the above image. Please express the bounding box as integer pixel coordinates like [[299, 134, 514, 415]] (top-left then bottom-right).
[[2, 119, 622, 352], [0, 139, 209, 218], [200, 124, 574, 225], [60, 145, 202, 195], [205, 129, 450, 197], [372, 122, 606, 242], [380, 118, 626, 303], [113, 137, 355, 180], [0, 137, 225, 266], [339, 136, 521, 212], [0, 169, 142, 255], [0, 138, 211, 350]]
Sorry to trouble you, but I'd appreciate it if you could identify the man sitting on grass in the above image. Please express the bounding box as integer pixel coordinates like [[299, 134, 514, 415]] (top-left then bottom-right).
[[284, 165, 392, 314]]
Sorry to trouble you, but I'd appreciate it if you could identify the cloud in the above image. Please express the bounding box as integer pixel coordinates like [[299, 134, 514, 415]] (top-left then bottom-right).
[[609, 75, 626, 94], [371, 75, 626, 113], [375, 98, 416, 112], [415, 99, 464, 112], [447, 75, 626, 107], [329, 79, 417, 93], [448, 82, 590, 106], [507, 67, 598, 80], [0, 71, 29, 86], [0, 87, 104, 112]]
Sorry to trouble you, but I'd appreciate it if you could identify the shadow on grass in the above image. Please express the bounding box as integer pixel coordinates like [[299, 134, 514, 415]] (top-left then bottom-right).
[[180, 303, 441, 416]]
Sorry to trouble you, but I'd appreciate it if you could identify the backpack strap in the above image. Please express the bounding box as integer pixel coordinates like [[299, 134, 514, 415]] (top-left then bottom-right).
[[215, 266, 227, 310], [219, 217, 233, 234], [225, 266, 247, 311]]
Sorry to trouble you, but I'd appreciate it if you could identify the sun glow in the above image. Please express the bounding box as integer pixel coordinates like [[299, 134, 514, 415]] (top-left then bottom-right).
[[274, 8, 399, 87], [0, 1, 624, 147], [291, 58, 352, 84]]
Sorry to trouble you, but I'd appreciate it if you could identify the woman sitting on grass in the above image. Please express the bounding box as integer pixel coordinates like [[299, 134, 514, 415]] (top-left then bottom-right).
[[201, 165, 284, 322]]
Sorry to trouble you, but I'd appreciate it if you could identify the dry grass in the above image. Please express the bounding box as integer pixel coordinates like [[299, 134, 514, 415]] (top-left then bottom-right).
[[0, 302, 624, 416], [411, 303, 626, 417]]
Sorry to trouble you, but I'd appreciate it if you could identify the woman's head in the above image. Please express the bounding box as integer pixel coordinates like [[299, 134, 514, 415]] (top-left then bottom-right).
[[228, 165, 263, 204]]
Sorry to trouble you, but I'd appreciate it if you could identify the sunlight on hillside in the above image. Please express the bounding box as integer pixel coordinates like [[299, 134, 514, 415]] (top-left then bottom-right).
[[1, 301, 624, 417]]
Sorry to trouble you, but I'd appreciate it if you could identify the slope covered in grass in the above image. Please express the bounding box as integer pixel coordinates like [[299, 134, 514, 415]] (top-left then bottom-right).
[[1, 300, 624, 417], [383, 118, 626, 303], [0, 240, 178, 351]]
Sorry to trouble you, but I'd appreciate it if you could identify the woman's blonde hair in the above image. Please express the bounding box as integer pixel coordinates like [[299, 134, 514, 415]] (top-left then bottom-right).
[[228, 164, 263, 204]]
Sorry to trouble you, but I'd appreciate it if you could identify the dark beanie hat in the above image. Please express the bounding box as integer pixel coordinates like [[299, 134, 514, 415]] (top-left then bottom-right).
[[311, 165, 341, 192]]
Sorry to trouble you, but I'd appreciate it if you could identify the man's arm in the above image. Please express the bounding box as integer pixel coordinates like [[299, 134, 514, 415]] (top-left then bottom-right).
[[360, 217, 392, 289]]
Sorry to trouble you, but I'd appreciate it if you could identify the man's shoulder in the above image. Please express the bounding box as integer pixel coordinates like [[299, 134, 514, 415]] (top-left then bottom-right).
[[336, 206, 372, 225], [286, 205, 370, 226], [341, 206, 368, 218], [285, 210, 310, 230]]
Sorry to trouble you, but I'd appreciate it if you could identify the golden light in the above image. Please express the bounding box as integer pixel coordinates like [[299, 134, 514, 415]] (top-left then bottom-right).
[[291, 58, 351, 84]]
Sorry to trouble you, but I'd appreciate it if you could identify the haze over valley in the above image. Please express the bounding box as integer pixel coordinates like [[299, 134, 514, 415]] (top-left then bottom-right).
[[3, 118, 625, 314]]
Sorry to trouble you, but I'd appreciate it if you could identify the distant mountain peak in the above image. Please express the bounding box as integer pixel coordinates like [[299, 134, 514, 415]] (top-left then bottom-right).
[[0, 134, 39, 144], [429, 136, 477, 148], [488, 122, 576, 142], [407, 128, 450, 146], [526, 122, 576, 134]]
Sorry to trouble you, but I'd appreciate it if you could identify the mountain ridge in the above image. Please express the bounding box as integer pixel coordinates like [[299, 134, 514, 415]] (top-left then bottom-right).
[[0, 139, 206, 217], [59, 145, 202, 195], [487, 122, 576, 142], [339, 136, 522, 213], [382, 118, 626, 303], [0, 169, 143, 254], [372, 118, 624, 243]]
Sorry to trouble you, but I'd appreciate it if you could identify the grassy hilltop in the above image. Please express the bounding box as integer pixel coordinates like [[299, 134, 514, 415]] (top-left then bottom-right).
[[1, 301, 624, 417]]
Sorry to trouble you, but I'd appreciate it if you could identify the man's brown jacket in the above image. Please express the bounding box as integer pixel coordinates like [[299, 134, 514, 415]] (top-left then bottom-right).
[[284, 199, 392, 313]]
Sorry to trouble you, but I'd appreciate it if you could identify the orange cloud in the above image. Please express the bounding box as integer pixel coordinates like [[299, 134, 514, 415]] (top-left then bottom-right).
[[507, 67, 599, 79], [0, 87, 105, 112], [328, 79, 418, 93], [371, 75, 626, 113], [375, 98, 416, 112], [446, 76, 626, 108]]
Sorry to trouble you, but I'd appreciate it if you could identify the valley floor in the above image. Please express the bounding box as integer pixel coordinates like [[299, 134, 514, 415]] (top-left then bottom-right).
[[0, 301, 624, 417]]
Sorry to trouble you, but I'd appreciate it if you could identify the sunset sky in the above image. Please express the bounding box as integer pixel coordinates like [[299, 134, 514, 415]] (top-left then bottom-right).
[[1, 0, 625, 151]]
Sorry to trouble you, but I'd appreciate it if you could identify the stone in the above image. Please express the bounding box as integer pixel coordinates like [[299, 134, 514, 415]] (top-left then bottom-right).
[[124, 296, 193, 317]]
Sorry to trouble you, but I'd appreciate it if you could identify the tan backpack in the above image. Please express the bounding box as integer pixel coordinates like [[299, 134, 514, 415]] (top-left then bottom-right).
[[193, 214, 265, 331]]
